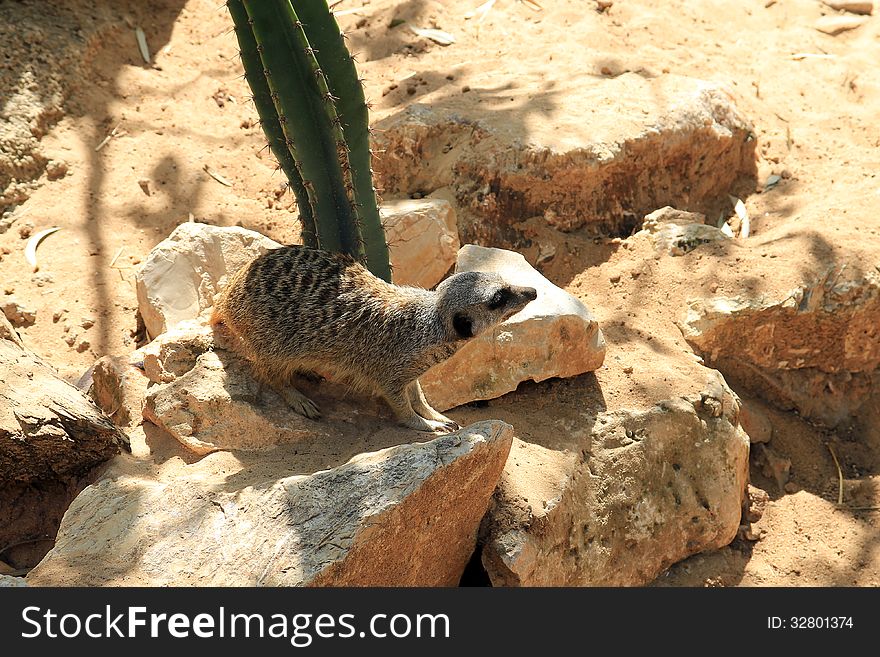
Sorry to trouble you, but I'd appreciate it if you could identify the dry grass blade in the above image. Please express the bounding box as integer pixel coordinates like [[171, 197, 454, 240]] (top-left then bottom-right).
[[465, 0, 498, 21], [519, 0, 544, 11], [203, 164, 233, 187], [109, 246, 125, 268], [24, 226, 61, 272], [791, 52, 836, 60], [135, 27, 151, 64], [95, 124, 122, 152], [410, 26, 456, 45], [826, 443, 844, 506]]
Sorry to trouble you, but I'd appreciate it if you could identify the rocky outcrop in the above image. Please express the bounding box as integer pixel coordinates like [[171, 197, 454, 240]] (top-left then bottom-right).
[[27, 421, 513, 586], [0, 312, 128, 569], [478, 369, 750, 586], [679, 269, 880, 427], [421, 245, 605, 411], [374, 74, 756, 245]]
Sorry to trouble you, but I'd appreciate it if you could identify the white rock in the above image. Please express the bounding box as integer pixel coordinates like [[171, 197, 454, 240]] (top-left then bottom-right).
[[27, 421, 513, 586], [421, 245, 606, 411], [136, 222, 281, 340], [815, 14, 868, 34], [641, 207, 729, 257], [383, 198, 459, 289], [0, 574, 26, 587]]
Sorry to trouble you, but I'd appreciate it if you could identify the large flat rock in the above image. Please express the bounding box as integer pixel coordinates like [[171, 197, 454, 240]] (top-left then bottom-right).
[[27, 420, 513, 587]]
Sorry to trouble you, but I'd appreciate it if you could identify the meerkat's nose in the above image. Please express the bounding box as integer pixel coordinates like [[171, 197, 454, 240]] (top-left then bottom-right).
[[524, 287, 537, 301]]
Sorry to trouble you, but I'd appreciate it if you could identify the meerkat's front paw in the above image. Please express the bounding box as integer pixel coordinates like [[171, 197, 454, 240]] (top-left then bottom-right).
[[281, 387, 321, 420]]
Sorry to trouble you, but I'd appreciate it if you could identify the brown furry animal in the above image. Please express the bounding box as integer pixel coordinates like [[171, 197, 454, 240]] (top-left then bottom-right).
[[211, 245, 537, 432]]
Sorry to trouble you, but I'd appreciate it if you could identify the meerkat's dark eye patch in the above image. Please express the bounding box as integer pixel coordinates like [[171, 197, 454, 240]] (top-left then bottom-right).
[[453, 312, 474, 339], [487, 287, 511, 310]]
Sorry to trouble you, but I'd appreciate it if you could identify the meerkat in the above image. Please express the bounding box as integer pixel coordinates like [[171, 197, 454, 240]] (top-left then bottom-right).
[[210, 245, 537, 433]]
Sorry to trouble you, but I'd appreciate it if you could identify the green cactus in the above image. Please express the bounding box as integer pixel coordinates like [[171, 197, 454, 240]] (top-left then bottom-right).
[[228, 0, 392, 282]]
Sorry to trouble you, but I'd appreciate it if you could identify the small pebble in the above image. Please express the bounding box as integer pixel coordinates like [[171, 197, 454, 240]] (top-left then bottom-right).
[[46, 160, 69, 180]]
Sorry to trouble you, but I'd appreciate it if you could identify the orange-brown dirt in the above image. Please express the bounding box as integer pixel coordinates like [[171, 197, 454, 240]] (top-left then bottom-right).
[[1, 0, 878, 585]]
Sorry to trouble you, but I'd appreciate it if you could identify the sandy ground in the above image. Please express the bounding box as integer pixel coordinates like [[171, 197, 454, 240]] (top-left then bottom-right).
[[1, 0, 878, 585]]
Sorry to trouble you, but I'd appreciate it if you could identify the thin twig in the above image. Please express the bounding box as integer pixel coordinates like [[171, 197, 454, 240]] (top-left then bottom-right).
[[826, 443, 844, 506], [109, 246, 125, 268]]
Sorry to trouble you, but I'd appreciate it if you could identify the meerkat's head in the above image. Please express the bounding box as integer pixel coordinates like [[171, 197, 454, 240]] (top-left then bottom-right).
[[435, 271, 538, 341]]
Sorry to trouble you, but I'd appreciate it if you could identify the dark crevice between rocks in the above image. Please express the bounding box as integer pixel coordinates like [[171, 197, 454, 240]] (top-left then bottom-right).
[[458, 543, 492, 587]]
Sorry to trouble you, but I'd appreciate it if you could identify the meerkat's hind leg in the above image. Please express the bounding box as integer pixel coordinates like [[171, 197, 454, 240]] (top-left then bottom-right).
[[383, 385, 453, 433], [251, 361, 322, 420], [279, 386, 321, 420], [406, 380, 460, 431]]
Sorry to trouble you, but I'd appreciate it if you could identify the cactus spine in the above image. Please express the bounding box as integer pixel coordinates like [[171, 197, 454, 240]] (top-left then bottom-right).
[[228, 0, 392, 282]]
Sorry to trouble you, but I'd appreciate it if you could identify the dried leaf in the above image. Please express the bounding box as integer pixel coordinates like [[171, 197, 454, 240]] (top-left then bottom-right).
[[410, 26, 456, 45], [25, 226, 61, 272], [465, 0, 498, 21], [203, 165, 233, 187], [135, 27, 150, 64]]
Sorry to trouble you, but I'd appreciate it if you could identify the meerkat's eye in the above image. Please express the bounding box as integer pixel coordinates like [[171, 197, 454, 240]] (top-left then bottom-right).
[[487, 288, 510, 310]]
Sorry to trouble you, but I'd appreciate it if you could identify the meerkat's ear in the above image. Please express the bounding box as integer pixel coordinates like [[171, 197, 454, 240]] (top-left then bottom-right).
[[453, 312, 474, 339]]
